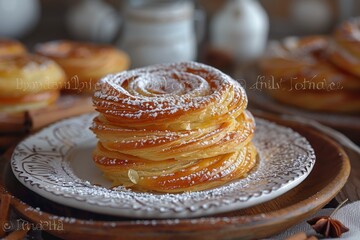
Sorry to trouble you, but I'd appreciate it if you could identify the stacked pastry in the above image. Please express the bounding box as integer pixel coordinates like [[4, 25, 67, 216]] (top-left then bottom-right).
[[0, 39, 65, 113], [91, 62, 257, 193], [35, 40, 130, 93], [330, 18, 360, 78], [0, 38, 26, 57], [0, 39, 66, 150], [259, 18, 360, 113]]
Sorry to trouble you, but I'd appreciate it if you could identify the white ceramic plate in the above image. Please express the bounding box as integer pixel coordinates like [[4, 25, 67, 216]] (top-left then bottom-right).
[[11, 113, 315, 219]]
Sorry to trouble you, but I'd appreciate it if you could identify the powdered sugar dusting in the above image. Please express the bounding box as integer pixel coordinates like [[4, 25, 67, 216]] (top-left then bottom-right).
[[93, 62, 245, 120]]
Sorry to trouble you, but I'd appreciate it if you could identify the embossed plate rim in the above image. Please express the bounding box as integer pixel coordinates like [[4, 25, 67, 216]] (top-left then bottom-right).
[[11, 113, 315, 218]]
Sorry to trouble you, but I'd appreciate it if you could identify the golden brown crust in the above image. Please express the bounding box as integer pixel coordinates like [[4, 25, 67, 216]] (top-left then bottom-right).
[[329, 18, 360, 77], [0, 54, 65, 112], [35, 40, 130, 93], [91, 62, 257, 193], [259, 36, 360, 113], [0, 38, 27, 58]]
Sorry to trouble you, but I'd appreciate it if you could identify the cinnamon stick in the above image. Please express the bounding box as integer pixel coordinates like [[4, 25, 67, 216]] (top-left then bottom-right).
[[0, 112, 28, 134], [0, 194, 12, 237], [29, 95, 94, 131], [3, 223, 30, 240]]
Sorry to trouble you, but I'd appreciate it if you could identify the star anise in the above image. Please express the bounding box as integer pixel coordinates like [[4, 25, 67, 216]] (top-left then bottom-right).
[[307, 216, 349, 238], [307, 199, 349, 238]]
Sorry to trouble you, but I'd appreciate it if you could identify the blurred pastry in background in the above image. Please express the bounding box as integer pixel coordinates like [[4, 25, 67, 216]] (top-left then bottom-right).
[[329, 17, 360, 78], [0, 54, 65, 112], [0, 38, 27, 58], [259, 35, 360, 113], [35, 40, 130, 93]]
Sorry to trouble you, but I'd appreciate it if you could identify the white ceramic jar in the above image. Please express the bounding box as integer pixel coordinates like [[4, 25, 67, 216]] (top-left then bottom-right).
[[0, 0, 40, 38], [66, 0, 120, 43], [119, 0, 197, 68], [290, 0, 332, 33], [211, 0, 269, 62]]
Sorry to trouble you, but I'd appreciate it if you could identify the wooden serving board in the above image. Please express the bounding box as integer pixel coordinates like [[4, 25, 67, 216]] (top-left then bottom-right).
[[0, 115, 350, 240]]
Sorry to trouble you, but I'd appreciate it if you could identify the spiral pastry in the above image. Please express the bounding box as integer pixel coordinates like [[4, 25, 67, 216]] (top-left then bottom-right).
[[91, 62, 257, 193], [35, 40, 130, 93], [0, 54, 65, 112], [329, 18, 360, 77], [259, 36, 360, 112], [0, 38, 27, 58]]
